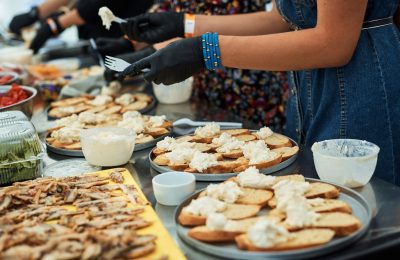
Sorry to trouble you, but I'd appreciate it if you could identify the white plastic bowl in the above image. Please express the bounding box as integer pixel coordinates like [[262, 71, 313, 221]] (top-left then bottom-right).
[[152, 77, 193, 104], [81, 127, 136, 167], [0, 47, 33, 65], [152, 172, 196, 206], [311, 139, 380, 188]]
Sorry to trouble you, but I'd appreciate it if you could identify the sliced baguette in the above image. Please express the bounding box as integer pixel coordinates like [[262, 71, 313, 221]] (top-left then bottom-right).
[[235, 229, 335, 251], [249, 154, 282, 169], [220, 129, 251, 136], [188, 217, 263, 242], [264, 133, 292, 149], [146, 128, 169, 137], [153, 154, 169, 166], [313, 212, 361, 236], [135, 134, 154, 144], [168, 163, 189, 171], [235, 134, 257, 142], [199, 187, 273, 206], [220, 149, 243, 159], [272, 146, 299, 161], [178, 204, 261, 226]]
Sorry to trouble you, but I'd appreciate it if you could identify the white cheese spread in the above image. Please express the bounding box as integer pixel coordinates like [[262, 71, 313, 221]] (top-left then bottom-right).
[[90, 95, 112, 106], [194, 122, 220, 138], [255, 127, 274, 139], [51, 127, 82, 143], [166, 147, 197, 164], [149, 115, 166, 127], [117, 116, 145, 134], [284, 195, 320, 228], [123, 111, 141, 120], [183, 197, 226, 217], [101, 81, 121, 96], [98, 7, 114, 30], [78, 112, 107, 124], [212, 132, 233, 146], [55, 114, 81, 128], [242, 140, 276, 164], [189, 152, 218, 172], [273, 180, 311, 210], [115, 93, 134, 106], [216, 139, 245, 153], [248, 219, 290, 248], [237, 166, 276, 189], [205, 181, 243, 203]]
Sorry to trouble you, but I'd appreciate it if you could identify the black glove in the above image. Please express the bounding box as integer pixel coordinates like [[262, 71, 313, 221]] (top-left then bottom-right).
[[120, 12, 184, 44], [29, 16, 64, 54], [95, 37, 134, 57], [9, 6, 39, 35], [104, 46, 156, 82], [120, 37, 204, 85]]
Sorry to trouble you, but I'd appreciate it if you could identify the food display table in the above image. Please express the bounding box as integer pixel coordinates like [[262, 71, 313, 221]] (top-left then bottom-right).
[[35, 94, 400, 259]]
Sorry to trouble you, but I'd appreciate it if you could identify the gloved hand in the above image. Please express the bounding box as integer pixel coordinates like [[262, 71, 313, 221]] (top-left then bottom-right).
[[119, 37, 203, 85], [120, 12, 184, 44], [29, 15, 64, 54], [104, 46, 156, 82], [96, 37, 134, 57], [9, 6, 39, 35]]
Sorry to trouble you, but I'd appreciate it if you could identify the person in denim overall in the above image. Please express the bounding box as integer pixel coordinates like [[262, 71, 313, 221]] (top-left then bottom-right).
[[119, 0, 400, 185], [276, 0, 400, 185]]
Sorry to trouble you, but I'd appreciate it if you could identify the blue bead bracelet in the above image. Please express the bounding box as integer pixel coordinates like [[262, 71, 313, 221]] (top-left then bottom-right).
[[201, 32, 223, 70]]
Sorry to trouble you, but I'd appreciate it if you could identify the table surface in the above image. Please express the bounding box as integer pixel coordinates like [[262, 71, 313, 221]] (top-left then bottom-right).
[[33, 96, 400, 260]]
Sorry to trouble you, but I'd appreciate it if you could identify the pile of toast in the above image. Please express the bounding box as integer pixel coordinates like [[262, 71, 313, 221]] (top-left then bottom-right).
[[152, 128, 299, 174], [48, 93, 153, 119], [46, 114, 171, 151], [178, 174, 362, 252]]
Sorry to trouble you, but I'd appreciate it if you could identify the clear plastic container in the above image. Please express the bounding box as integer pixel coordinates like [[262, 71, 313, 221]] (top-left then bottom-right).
[[0, 111, 28, 126], [0, 121, 44, 184]]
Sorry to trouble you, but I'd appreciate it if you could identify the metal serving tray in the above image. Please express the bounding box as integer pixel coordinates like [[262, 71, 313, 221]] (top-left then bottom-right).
[[174, 178, 372, 259]]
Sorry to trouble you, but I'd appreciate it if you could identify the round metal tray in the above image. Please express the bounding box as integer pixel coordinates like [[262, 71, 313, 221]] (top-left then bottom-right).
[[46, 93, 156, 121], [149, 136, 299, 181], [46, 131, 171, 157], [174, 178, 372, 259]]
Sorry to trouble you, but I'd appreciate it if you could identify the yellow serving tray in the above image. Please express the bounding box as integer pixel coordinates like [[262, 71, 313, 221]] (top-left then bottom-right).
[[92, 168, 186, 260]]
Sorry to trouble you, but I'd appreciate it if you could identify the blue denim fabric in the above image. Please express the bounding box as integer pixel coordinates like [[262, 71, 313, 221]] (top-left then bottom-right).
[[276, 0, 400, 185]]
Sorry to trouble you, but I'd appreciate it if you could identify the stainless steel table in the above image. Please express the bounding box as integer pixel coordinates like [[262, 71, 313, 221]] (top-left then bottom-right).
[[34, 99, 400, 260]]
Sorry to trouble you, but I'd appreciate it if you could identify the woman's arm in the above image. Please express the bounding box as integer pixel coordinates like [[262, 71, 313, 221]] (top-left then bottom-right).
[[220, 0, 367, 71], [58, 9, 85, 28], [37, 0, 71, 19], [194, 2, 290, 36]]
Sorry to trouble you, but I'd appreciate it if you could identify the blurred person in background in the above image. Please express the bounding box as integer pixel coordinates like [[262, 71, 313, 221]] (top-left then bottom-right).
[[106, 0, 288, 132], [8, 0, 153, 53]]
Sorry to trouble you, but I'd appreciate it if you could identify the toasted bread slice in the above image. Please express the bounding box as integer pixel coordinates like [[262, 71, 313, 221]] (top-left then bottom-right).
[[235, 134, 257, 142], [135, 134, 154, 144], [178, 204, 261, 226], [199, 187, 273, 206], [122, 101, 148, 112], [220, 149, 243, 159], [153, 147, 167, 156], [310, 199, 352, 214], [99, 105, 122, 115], [229, 174, 305, 190], [64, 142, 81, 150], [146, 128, 169, 137], [48, 105, 91, 118], [50, 97, 88, 107], [249, 154, 282, 169], [192, 136, 214, 144], [221, 129, 251, 136], [268, 182, 340, 208], [206, 158, 248, 174], [305, 183, 340, 199], [313, 212, 361, 236], [188, 217, 263, 242], [176, 135, 195, 143], [264, 133, 292, 149], [132, 93, 152, 103], [153, 154, 169, 166], [235, 229, 335, 251], [194, 143, 213, 153], [168, 163, 189, 171], [272, 146, 299, 161], [84, 105, 107, 114]]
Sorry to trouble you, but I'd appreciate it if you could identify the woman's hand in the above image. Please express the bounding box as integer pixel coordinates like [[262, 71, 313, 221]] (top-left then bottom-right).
[[119, 37, 204, 85], [9, 7, 39, 35], [120, 12, 184, 44], [29, 13, 64, 53], [95, 37, 134, 57]]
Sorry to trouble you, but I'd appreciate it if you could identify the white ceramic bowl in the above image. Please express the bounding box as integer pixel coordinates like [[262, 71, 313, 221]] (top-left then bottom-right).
[[152, 77, 193, 104], [81, 127, 136, 167], [152, 172, 196, 206], [311, 139, 380, 188]]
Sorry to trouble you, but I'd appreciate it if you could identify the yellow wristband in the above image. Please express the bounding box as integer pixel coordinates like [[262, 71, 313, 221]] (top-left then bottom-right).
[[184, 13, 195, 38]]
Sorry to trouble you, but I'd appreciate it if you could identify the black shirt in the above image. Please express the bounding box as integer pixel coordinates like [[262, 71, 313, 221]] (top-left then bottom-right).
[[76, 0, 154, 39]]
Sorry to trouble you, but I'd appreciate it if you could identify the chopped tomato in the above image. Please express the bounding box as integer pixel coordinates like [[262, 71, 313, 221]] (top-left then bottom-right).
[[0, 83, 30, 108], [0, 75, 13, 85]]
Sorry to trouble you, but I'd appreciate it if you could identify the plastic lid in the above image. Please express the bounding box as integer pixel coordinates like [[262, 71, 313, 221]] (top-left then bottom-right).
[[0, 121, 43, 159], [0, 111, 28, 126], [43, 159, 101, 178]]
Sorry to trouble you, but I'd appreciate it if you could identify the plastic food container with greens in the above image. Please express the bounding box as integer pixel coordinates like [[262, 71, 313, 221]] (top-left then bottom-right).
[[0, 119, 45, 184]]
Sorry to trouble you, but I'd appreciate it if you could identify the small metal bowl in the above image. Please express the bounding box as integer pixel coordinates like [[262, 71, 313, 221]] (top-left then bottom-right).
[[0, 71, 19, 85], [0, 85, 37, 119]]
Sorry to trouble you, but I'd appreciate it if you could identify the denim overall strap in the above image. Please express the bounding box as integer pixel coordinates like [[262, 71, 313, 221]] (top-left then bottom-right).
[[362, 17, 393, 30]]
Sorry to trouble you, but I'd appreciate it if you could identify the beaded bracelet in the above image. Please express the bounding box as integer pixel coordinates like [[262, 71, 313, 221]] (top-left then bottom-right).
[[201, 32, 223, 70]]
